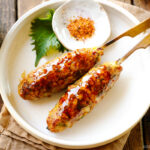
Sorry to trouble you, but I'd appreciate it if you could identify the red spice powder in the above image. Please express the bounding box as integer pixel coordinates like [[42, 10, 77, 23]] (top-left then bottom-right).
[[67, 17, 95, 41]]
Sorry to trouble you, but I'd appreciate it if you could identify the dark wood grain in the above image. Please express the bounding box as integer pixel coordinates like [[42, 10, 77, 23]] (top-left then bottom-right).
[[0, 0, 17, 111], [0, 0, 16, 46], [0, 96, 3, 112], [123, 123, 144, 150], [142, 109, 150, 149]]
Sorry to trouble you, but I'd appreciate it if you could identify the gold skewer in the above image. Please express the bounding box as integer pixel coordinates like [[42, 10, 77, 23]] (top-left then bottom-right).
[[97, 18, 150, 50], [117, 33, 150, 65]]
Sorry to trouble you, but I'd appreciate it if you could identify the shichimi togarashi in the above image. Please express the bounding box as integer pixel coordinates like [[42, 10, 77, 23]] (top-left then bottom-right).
[[67, 17, 95, 41]]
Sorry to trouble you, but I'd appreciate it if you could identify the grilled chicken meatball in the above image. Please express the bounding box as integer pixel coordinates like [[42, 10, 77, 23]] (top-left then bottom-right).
[[18, 48, 101, 100], [47, 62, 122, 132]]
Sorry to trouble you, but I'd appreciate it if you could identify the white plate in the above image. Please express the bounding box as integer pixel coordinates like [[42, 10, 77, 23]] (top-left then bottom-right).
[[0, 0, 149, 149]]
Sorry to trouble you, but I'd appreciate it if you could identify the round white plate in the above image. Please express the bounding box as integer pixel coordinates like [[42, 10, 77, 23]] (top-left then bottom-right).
[[0, 0, 149, 149]]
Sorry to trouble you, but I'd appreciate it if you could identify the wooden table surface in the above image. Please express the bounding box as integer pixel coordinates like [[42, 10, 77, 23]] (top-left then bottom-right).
[[0, 0, 149, 149]]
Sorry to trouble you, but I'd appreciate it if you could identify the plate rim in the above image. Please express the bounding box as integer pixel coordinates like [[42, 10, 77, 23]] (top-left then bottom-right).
[[0, 0, 149, 149]]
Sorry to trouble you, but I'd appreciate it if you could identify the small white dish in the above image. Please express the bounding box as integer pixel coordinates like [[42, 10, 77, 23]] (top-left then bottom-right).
[[52, 0, 111, 50], [0, 0, 149, 149]]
